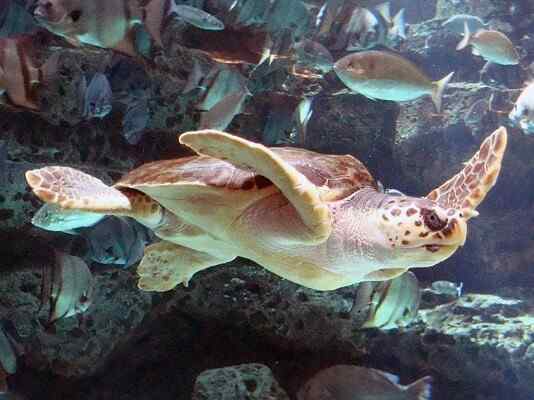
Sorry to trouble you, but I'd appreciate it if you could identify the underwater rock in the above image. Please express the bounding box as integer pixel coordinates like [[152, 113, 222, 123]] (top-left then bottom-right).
[[192, 363, 290, 400], [0, 240, 152, 378]]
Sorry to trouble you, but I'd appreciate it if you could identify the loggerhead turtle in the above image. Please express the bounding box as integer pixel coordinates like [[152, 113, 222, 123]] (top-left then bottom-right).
[[25, 127, 507, 292]]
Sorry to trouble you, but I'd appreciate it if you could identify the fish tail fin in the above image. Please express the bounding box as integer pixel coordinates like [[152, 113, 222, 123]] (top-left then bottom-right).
[[391, 8, 406, 39], [431, 71, 454, 113], [405, 376, 432, 400], [456, 21, 471, 50], [375, 2, 391, 23]]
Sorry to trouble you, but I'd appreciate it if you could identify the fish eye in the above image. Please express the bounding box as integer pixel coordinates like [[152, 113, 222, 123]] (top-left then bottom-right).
[[522, 108, 529, 116], [79, 294, 88, 303], [69, 10, 82, 22], [421, 208, 447, 231]]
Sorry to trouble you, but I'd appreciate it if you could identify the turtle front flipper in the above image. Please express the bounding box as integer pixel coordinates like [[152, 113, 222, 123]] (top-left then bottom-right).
[[178, 130, 332, 244], [426, 126, 508, 220], [137, 241, 233, 292], [26, 166, 132, 212], [26, 166, 163, 228]]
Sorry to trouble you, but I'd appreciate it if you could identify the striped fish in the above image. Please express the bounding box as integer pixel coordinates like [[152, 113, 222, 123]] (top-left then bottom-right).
[[0, 34, 58, 110], [33, 0, 178, 56]]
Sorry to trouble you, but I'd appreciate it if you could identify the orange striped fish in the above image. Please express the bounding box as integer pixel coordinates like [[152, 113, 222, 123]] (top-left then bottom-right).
[[33, 0, 178, 57], [0, 34, 58, 110]]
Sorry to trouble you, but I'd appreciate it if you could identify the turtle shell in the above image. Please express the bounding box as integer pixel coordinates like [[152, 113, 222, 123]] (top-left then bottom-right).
[[116, 147, 377, 202]]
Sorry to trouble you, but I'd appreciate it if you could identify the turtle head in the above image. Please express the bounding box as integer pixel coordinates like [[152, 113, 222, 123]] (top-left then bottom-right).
[[375, 194, 467, 268]]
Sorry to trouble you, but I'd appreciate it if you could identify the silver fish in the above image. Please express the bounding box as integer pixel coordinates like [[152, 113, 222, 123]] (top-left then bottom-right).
[[442, 14, 488, 35], [199, 89, 249, 130], [298, 365, 432, 400], [431, 280, 463, 297], [83, 73, 113, 119], [509, 82, 534, 134], [294, 96, 314, 144], [292, 39, 333, 76], [334, 50, 454, 113], [353, 271, 420, 329], [32, 203, 104, 233], [199, 68, 247, 111], [174, 5, 225, 30], [45, 252, 95, 323], [457, 23, 519, 65]]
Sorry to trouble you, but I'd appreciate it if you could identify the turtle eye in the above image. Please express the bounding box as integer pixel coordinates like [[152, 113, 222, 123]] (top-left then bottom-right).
[[69, 10, 81, 22], [421, 208, 447, 231]]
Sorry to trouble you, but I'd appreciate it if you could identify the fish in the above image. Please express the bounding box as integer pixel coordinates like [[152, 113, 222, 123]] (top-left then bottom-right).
[[78, 216, 153, 268], [431, 280, 463, 297], [509, 82, 534, 134], [341, 7, 387, 50], [199, 68, 247, 111], [374, 2, 406, 40], [199, 89, 250, 130], [122, 96, 150, 144], [0, 34, 58, 110], [353, 271, 421, 329], [294, 96, 314, 144], [456, 23, 519, 65], [0, 327, 16, 380], [291, 39, 333, 76], [334, 50, 454, 112], [43, 251, 95, 323], [32, 203, 104, 234], [174, 5, 225, 30], [82, 73, 113, 119], [297, 365, 432, 400], [183, 59, 205, 94], [33, 0, 177, 56], [442, 14, 488, 35]]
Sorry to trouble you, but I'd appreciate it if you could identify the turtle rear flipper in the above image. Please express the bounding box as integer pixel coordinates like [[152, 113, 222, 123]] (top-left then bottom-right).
[[137, 241, 234, 292], [179, 130, 332, 244], [26, 166, 132, 212], [427, 126, 508, 220]]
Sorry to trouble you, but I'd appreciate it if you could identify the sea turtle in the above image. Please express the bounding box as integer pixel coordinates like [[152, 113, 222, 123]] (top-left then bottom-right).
[[25, 127, 508, 292]]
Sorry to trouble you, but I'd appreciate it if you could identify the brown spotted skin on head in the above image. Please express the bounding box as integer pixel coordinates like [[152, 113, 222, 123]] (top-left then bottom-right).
[[426, 127, 508, 220]]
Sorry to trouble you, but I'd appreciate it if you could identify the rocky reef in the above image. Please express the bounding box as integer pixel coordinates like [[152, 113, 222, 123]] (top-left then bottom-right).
[[0, 0, 533, 399]]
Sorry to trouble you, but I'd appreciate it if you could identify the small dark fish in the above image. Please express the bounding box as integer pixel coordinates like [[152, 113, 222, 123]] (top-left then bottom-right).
[[174, 5, 225, 30], [79, 216, 154, 268], [83, 73, 113, 119], [122, 97, 150, 144], [298, 365, 432, 400]]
